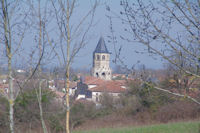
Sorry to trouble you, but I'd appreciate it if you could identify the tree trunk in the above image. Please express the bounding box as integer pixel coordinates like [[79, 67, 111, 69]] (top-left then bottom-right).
[[8, 55, 14, 133], [66, 73, 70, 133], [37, 80, 48, 133], [37, 0, 48, 131], [2, 0, 15, 132], [66, 0, 70, 132]]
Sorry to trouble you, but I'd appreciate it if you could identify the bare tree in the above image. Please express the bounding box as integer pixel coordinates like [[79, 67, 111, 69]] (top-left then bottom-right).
[[0, 0, 50, 132], [50, 0, 98, 132], [25, 0, 57, 132], [27, 0, 48, 132], [0, 1, 29, 132], [107, 0, 200, 105]]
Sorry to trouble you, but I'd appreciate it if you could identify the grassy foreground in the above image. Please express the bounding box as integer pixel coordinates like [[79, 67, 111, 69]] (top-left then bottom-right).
[[73, 121, 200, 133]]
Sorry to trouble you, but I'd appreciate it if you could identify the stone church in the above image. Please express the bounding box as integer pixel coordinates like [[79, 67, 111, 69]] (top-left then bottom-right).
[[92, 37, 112, 80]]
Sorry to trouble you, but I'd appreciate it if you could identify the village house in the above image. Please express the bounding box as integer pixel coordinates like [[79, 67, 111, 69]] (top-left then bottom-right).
[[48, 79, 77, 96], [75, 37, 127, 103], [75, 76, 126, 103], [50, 37, 127, 104]]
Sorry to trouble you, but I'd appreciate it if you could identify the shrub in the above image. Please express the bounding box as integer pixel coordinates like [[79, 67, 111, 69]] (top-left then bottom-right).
[[155, 101, 200, 123], [14, 89, 55, 123], [99, 92, 115, 111], [117, 95, 141, 115], [49, 114, 64, 133], [70, 100, 96, 129], [0, 97, 9, 130], [119, 80, 174, 116]]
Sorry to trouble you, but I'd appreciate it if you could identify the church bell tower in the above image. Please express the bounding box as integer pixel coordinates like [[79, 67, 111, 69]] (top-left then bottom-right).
[[92, 37, 112, 80]]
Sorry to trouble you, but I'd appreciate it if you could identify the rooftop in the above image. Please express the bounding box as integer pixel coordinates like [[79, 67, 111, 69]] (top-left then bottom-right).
[[84, 76, 126, 93], [94, 37, 110, 54]]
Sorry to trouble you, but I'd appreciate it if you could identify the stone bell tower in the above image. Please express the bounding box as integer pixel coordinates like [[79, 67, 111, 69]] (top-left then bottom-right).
[[92, 37, 112, 80]]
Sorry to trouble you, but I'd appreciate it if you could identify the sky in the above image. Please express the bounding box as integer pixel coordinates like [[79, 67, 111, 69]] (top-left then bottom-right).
[[4, 0, 164, 70], [69, 0, 164, 70]]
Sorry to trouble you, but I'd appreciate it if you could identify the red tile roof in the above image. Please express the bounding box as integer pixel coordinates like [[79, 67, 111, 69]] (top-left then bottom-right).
[[84, 76, 126, 93], [84, 76, 104, 85]]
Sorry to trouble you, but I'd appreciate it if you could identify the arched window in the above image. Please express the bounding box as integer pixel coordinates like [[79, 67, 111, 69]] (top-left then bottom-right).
[[97, 55, 100, 60], [102, 55, 105, 60], [102, 72, 105, 76]]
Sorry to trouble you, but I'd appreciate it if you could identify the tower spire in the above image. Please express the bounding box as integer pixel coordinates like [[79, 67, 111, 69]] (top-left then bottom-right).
[[92, 36, 112, 80], [94, 36, 109, 54]]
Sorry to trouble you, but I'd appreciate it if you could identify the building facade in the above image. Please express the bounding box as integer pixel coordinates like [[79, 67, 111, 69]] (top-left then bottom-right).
[[92, 37, 112, 80]]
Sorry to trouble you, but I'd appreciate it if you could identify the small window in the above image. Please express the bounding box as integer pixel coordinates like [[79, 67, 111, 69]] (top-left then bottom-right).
[[102, 55, 105, 60], [96, 73, 99, 77], [102, 72, 105, 76], [97, 55, 100, 60], [96, 93, 98, 102]]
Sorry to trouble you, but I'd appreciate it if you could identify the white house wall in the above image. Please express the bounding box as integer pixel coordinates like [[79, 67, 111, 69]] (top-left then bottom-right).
[[91, 91, 120, 103], [76, 94, 86, 100], [88, 84, 97, 89]]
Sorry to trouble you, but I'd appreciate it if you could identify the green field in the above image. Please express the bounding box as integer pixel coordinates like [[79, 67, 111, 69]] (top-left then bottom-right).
[[73, 121, 200, 133]]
